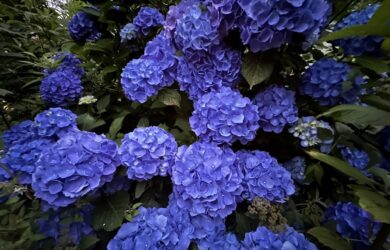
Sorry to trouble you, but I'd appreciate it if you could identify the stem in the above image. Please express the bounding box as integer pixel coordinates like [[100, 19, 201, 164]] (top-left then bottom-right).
[[372, 224, 390, 250]]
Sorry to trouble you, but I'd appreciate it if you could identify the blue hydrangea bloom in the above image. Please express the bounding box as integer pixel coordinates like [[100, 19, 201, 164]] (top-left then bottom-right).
[[107, 206, 194, 250], [2, 138, 52, 184], [334, 4, 383, 56], [301, 58, 365, 106], [253, 85, 299, 134], [289, 116, 334, 153], [190, 87, 260, 145], [236, 150, 295, 202], [45, 52, 85, 78], [325, 202, 382, 246], [198, 233, 241, 250], [242, 226, 317, 250], [38, 204, 94, 245], [102, 175, 131, 195], [32, 131, 119, 207], [143, 32, 178, 85], [34, 108, 78, 138], [165, 0, 196, 36], [40, 68, 84, 107], [340, 147, 369, 171], [237, 0, 331, 52], [120, 23, 138, 42], [121, 58, 169, 103], [177, 44, 242, 100], [174, 3, 221, 52], [68, 11, 101, 42], [283, 156, 306, 184], [1, 120, 36, 149], [0, 167, 12, 182], [172, 142, 243, 218], [118, 126, 177, 180], [133, 7, 164, 36]]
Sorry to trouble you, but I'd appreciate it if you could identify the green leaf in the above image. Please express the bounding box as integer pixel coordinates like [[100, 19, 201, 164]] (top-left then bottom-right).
[[308, 227, 352, 250], [101, 66, 118, 76], [353, 188, 390, 223], [96, 95, 110, 114], [361, 95, 390, 112], [306, 150, 375, 185], [77, 113, 106, 131], [92, 191, 130, 231], [135, 182, 147, 199], [382, 38, 390, 54], [77, 235, 99, 250], [137, 117, 149, 128], [318, 104, 390, 126], [369, 167, 390, 194], [355, 57, 390, 73], [0, 88, 13, 96], [108, 112, 129, 139], [242, 53, 274, 89], [157, 89, 181, 108]]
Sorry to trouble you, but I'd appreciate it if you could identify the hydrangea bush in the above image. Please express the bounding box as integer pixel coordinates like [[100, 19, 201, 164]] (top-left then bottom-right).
[[1, 0, 390, 249]]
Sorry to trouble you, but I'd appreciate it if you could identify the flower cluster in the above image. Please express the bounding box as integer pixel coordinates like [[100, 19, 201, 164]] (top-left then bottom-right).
[[118, 126, 177, 180], [334, 4, 383, 56], [120, 23, 137, 42], [133, 7, 165, 36], [198, 233, 241, 250], [171, 142, 243, 218], [174, 3, 221, 53], [237, 0, 331, 52], [283, 156, 306, 184], [34, 108, 78, 138], [38, 204, 94, 245], [107, 206, 194, 250], [44, 53, 85, 77], [242, 226, 317, 250], [190, 87, 259, 145], [236, 150, 295, 202], [289, 116, 334, 153], [340, 147, 369, 171], [1, 120, 36, 148], [177, 44, 242, 100], [32, 131, 119, 207], [68, 11, 101, 42], [325, 202, 382, 246], [40, 68, 84, 107], [300, 58, 365, 106], [253, 85, 299, 134]]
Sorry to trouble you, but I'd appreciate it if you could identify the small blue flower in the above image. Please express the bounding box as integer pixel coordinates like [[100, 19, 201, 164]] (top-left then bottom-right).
[[283, 156, 306, 184], [253, 85, 299, 134], [68, 11, 101, 42], [190, 87, 260, 145], [325, 202, 382, 246], [40, 68, 84, 107], [334, 4, 383, 56], [300, 58, 365, 106], [133, 7, 164, 36], [177, 44, 241, 100], [118, 126, 177, 181], [32, 131, 119, 207], [120, 23, 138, 42], [172, 142, 243, 218], [34, 108, 78, 138], [340, 147, 369, 171], [289, 116, 334, 153], [242, 226, 317, 250], [237, 0, 331, 52], [198, 233, 241, 250], [236, 150, 295, 202], [107, 206, 194, 250]]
